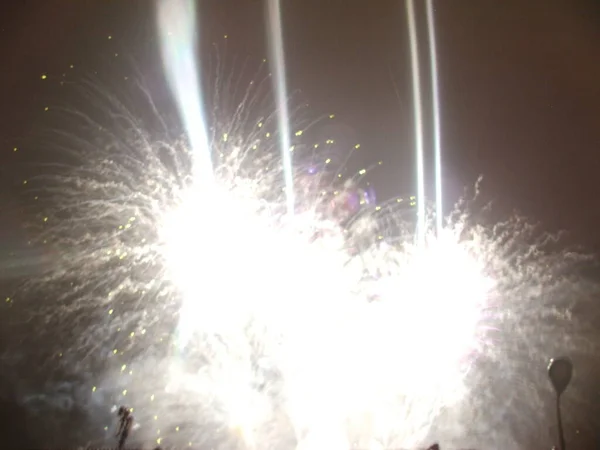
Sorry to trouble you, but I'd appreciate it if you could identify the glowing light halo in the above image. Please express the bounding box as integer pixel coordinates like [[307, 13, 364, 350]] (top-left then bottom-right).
[[157, 166, 488, 449]]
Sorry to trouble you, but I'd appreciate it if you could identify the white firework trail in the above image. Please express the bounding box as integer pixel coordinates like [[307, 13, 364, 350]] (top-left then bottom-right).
[[5, 35, 600, 450]]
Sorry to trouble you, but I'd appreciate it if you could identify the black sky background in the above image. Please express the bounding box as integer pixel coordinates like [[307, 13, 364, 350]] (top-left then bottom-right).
[[0, 0, 599, 448]]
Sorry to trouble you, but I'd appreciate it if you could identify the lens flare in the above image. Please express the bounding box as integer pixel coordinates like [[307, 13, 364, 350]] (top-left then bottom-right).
[[10, 62, 600, 450]]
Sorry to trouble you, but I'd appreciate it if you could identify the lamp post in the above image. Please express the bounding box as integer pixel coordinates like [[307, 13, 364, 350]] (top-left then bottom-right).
[[548, 357, 573, 450]]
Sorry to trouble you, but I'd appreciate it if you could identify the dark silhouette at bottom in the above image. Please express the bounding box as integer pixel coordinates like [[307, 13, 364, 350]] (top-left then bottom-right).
[[116, 406, 134, 450]]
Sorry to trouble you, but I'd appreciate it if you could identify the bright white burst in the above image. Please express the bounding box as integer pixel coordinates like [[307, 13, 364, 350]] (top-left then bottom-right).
[[10, 66, 600, 450]]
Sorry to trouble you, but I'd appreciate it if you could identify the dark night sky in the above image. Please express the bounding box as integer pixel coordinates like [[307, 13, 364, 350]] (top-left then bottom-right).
[[0, 1, 599, 447], [2, 0, 599, 247]]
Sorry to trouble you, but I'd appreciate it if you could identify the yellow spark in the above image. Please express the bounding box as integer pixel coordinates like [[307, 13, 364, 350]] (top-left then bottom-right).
[[355, 144, 361, 149], [13, 147, 17, 152], [41, 74, 47, 80], [325, 158, 331, 164], [358, 169, 366, 175], [92, 386, 96, 392], [108, 309, 114, 315], [44, 107, 49, 111], [121, 364, 127, 371], [150, 394, 155, 401], [113, 349, 118, 354], [295, 130, 303, 136], [122, 390, 127, 396], [329, 114, 335, 119], [43, 217, 48, 222], [130, 332, 135, 337]]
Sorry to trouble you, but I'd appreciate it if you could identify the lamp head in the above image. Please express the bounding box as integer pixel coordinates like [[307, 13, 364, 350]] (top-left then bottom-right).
[[548, 357, 573, 397]]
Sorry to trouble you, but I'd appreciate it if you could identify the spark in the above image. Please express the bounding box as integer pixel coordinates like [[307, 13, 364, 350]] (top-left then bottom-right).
[[6, 23, 599, 450], [15, 71, 486, 448]]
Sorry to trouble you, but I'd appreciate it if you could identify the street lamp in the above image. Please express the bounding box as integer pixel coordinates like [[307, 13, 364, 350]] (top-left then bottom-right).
[[548, 357, 573, 450]]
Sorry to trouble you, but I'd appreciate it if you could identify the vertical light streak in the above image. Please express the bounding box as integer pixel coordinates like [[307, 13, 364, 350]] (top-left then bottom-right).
[[266, 0, 295, 216], [405, 0, 426, 245], [156, 0, 213, 351], [156, 0, 213, 184], [426, 0, 443, 235]]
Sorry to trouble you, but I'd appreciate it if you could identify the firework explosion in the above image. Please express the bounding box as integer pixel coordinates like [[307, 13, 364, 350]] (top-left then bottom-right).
[[3, 39, 599, 450]]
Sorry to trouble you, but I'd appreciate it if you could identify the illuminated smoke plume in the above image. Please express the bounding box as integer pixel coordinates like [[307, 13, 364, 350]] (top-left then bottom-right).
[[7, 55, 600, 450]]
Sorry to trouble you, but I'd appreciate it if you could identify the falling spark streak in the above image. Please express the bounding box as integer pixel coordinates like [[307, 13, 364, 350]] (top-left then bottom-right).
[[266, 0, 295, 215], [426, 0, 443, 235], [156, 0, 212, 184], [405, 0, 426, 245]]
